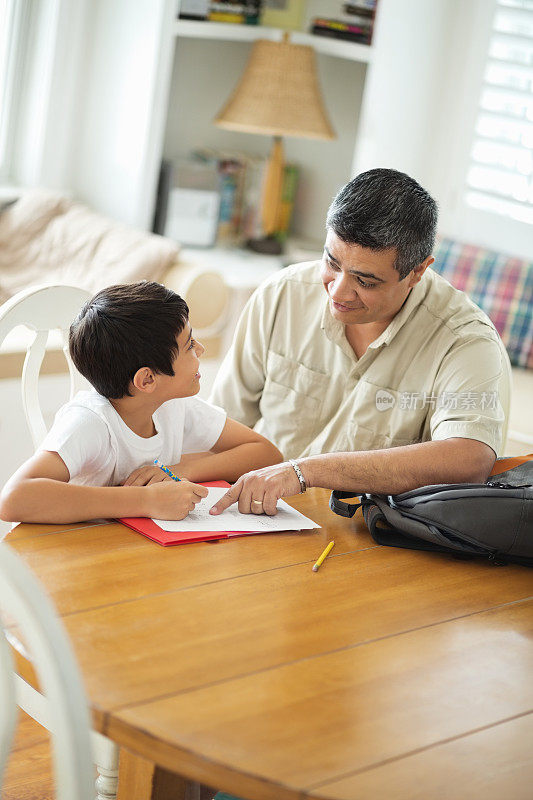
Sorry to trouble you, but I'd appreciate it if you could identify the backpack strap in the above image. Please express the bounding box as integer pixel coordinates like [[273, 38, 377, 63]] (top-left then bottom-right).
[[329, 490, 364, 518], [490, 453, 533, 477], [330, 491, 479, 559]]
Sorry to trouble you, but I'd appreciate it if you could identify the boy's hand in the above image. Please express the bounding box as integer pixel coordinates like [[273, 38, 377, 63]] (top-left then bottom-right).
[[145, 480, 208, 520], [122, 465, 178, 486]]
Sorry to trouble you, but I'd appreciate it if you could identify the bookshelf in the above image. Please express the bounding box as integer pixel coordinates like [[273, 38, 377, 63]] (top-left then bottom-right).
[[164, 4, 372, 246], [174, 19, 375, 63], [72, 0, 453, 250]]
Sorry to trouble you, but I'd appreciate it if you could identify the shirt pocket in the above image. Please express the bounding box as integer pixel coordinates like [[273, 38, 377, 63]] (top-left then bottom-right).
[[260, 351, 329, 451], [345, 380, 428, 450]]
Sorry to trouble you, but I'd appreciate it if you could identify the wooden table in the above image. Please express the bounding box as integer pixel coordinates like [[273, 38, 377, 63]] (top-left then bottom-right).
[[7, 489, 533, 800]]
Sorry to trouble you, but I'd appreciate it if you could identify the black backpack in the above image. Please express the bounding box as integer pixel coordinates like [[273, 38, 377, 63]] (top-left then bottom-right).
[[330, 454, 533, 566]]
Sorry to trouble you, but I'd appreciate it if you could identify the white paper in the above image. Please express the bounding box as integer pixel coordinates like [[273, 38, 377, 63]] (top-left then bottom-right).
[[152, 487, 320, 533]]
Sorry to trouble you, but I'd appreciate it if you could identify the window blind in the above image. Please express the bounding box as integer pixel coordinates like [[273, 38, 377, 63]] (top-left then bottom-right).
[[465, 0, 533, 225]]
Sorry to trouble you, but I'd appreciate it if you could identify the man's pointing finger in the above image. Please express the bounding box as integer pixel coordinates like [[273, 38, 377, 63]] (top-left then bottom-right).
[[209, 483, 241, 515]]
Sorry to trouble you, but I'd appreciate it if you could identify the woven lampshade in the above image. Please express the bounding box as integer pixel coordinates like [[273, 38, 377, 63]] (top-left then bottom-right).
[[214, 38, 335, 140]]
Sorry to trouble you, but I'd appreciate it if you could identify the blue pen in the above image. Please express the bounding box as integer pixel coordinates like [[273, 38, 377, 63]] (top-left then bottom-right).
[[154, 459, 181, 482]]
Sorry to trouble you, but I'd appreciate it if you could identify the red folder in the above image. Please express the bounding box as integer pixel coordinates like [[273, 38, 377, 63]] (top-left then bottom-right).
[[118, 481, 249, 546]]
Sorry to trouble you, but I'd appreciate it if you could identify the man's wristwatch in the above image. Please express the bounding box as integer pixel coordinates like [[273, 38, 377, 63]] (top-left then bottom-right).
[[288, 459, 307, 493]]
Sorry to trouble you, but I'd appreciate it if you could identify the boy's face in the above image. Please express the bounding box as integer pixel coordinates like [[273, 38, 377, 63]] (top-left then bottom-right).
[[160, 323, 204, 399]]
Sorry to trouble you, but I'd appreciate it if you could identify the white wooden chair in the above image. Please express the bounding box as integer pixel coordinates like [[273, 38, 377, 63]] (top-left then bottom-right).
[[0, 284, 92, 448], [0, 541, 94, 799], [0, 284, 120, 799]]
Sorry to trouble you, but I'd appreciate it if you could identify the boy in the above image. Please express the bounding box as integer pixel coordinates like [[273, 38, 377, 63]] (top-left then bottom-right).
[[0, 282, 282, 524]]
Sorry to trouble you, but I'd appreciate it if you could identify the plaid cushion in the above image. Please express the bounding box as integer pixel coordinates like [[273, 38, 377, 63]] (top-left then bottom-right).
[[433, 238, 533, 369]]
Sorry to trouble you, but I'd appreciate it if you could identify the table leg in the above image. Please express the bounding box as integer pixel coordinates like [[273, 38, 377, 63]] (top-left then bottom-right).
[[116, 749, 215, 800]]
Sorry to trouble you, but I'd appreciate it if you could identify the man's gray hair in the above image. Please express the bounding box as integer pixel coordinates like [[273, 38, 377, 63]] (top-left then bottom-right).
[[326, 168, 438, 279]]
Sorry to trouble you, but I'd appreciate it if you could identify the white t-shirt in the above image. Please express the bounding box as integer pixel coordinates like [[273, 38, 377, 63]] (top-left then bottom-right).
[[40, 390, 227, 487]]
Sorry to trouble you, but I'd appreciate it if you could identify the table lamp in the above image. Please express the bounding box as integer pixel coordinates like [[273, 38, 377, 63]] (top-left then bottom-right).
[[214, 33, 335, 253]]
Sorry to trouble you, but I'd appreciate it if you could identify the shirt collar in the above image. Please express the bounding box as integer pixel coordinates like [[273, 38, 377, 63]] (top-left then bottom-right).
[[320, 295, 356, 362], [321, 295, 342, 341]]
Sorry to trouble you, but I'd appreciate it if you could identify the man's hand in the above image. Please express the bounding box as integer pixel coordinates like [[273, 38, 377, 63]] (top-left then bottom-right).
[[210, 462, 302, 516], [122, 465, 179, 486], [145, 480, 208, 520]]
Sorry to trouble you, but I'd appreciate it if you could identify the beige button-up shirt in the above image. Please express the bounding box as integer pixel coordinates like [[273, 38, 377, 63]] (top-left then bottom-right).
[[210, 261, 511, 459]]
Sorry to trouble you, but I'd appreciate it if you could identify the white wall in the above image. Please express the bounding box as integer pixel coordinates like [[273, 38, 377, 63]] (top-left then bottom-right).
[[352, 0, 457, 195], [426, 0, 492, 219], [72, 0, 176, 228]]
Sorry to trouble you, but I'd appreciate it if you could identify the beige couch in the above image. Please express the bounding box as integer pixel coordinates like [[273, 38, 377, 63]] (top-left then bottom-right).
[[0, 190, 229, 378]]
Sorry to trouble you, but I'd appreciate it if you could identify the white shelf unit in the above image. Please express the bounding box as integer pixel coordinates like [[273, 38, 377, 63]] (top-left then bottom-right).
[[174, 19, 374, 63], [70, 0, 458, 236], [164, 9, 373, 245]]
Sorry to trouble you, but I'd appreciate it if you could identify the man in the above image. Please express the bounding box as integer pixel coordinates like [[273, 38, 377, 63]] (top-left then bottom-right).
[[209, 169, 511, 517]]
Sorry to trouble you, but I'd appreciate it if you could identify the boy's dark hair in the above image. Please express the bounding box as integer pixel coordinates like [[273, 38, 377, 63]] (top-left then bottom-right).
[[69, 281, 189, 399], [326, 168, 438, 279]]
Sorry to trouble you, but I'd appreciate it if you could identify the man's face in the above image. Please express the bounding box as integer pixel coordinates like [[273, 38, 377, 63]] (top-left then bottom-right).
[[321, 230, 430, 327]]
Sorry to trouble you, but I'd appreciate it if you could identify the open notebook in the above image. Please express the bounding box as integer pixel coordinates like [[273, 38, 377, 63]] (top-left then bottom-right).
[[118, 481, 320, 546]]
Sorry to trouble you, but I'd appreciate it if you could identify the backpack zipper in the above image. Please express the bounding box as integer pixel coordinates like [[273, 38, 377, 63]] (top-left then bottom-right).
[[486, 481, 531, 489]]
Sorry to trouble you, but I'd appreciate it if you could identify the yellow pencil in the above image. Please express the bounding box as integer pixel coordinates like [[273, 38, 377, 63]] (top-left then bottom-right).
[[312, 540, 335, 572]]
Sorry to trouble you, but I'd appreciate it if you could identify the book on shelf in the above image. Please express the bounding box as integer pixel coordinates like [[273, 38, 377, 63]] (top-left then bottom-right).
[[309, 1, 378, 45], [208, 13, 244, 24], [208, 3, 246, 24], [260, 0, 304, 30], [194, 149, 299, 246], [218, 159, 246, 243], [154, 159, 221, 247], [243, 0, 262, 24], [180, 1, 262, 24], [178, 0, 210, 21], [343, 1, 377, 18], [192, 148, 249, 245], [156, 151, 299, 248], [178, 1, 378, 38], [334, 12, 374, 28], [311, 17, 373, 45]]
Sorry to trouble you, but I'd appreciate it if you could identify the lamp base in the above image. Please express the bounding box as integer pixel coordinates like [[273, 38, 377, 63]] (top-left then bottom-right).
[[246, 236, 283, 256]]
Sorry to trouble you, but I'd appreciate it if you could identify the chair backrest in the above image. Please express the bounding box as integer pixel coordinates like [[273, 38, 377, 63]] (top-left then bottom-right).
[[0, 542, 94, 799], [0, 285, 92, 448]]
